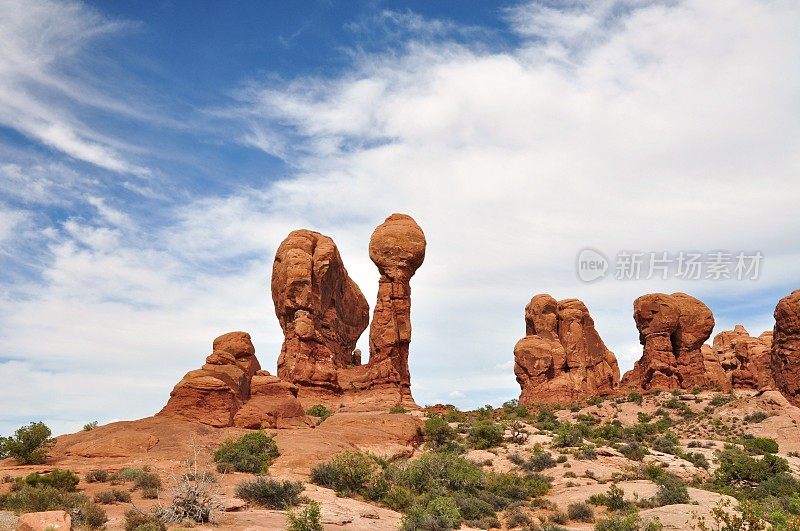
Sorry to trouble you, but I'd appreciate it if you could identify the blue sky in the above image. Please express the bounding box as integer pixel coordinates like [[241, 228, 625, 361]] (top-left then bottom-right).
[[1, 0, 799, 437]]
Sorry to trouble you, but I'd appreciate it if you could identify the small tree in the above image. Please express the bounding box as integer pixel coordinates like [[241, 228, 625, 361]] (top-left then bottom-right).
[[286, 500, 323, 531], [0, 421, 55, 464]]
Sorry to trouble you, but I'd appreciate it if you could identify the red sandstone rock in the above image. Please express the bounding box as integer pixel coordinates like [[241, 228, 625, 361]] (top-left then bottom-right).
[[361, 214, 426, 401], [16, 511, 71, 531], [233, 371, 314, 429], [772, 290, 800, 406], [159, 332, 310, 427], [711, 325, 774, 389], [273, 230, 370, 390], [271, 214, 426, 411], [515, 294, 620, 404], [621, 293, 723, 391]]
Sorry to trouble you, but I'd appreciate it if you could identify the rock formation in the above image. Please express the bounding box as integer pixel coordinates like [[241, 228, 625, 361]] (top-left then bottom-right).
[[272, 213, 426, 410], [771, 290, 800, 406], [273, 230, 370, 390], [514, 294, 620, 404], [363, 213, 426, 397], [159, 331, 312, 428], [621, 292, 722, 391], [709, 325, 773, 389]]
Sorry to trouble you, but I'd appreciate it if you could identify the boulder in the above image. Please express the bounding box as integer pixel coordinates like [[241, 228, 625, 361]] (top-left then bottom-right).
[[233, 372, 314, 429], [711, 325, 774, 389], [159, 332, 311, 428], [273, 230, 370, 390], [515, 294, 620, 404], [621, 293, 724, 391], [772, 290, 800, 405], [16, 511, 71, 531]]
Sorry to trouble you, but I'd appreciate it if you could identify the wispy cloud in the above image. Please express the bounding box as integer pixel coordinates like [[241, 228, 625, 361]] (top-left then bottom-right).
[[1, 0, 799, 435], [0, 0, 149, 175]]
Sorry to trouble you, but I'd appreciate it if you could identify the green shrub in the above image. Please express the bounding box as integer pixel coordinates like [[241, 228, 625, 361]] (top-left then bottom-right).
[[401, 496, 462, 531], [423, 416, 458, 450], [214, 431, 279, 473], [0, 486, 106, 529], [710, 394, 735, 406], [1, 485, 70, 512], [390, 406, 408, 414], [306, 404, 332, 420], [522, 445, 556, 472], [236, 477, 303, 509], [504, 504, 532, 527], [113, 466, 161, 489], [73, 500, 108, 529], [399, 452, 483, 493], [576, 445, 598, 460], [141, 487, 158, 499], [714, 447, 790, 487], [551, 510, 569, 524], [134, 470, 161, 491], [691, 499, 768, 531], [652, 431, 680, 455], [620, 442, 648, 461], [741, 436, 779, 455], [654, 474, 689, 506], [113, 489, 132, 502], [552, 423, 584, 448], [384, 485, 416, 512], [484, 471, 551, 500], [595, 513, 663, 531], [744, 412, 769, 423], [94, 490, 116, 504], [628, 392, 644, 405], [467, 420, 504, 450], [685, 451, 710, 469], [589, 484, 633, 512], [85, 469, 110, 483], [83, 421, 99, 431], [536, 407, 560, 431], [568, 501, 595, 522], [452, 493, 494, 520], [465, 516, 501, 529], [21, 469, 79, 492], [124, 509, 166, 531], [91, 488, 130, 505], [0, 422, 55, 464], [310, 451, 381, 496], [287, 500, 323, 531]]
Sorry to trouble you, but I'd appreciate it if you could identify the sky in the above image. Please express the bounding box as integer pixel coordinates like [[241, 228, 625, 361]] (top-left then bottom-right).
[[0, 0, 798, 437]]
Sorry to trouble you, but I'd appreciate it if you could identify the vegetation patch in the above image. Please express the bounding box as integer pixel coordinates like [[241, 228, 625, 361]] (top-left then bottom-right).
[[213, 431, 279, 473]]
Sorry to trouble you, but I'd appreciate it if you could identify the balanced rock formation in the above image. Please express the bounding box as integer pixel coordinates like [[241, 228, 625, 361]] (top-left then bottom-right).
[[621, 293, 723, 391], [363, 213, 426, 397], [771, 290, 800, 406], [514, 294, 620, 405], [159, 331, 312, 428], [272, 214, 426, 410], [273, 230, 370, 390], [709, 325, 773, 389]]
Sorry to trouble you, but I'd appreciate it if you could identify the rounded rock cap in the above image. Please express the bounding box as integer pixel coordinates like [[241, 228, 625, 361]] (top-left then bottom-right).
[[212, 331, 255, 359], [368, 213, 426, 280]]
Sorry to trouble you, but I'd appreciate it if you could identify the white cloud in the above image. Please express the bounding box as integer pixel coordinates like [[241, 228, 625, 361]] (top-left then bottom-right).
[[0, 0, 149, 175], [2, 0, 799, 434], [222, 0, 800, 405]]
